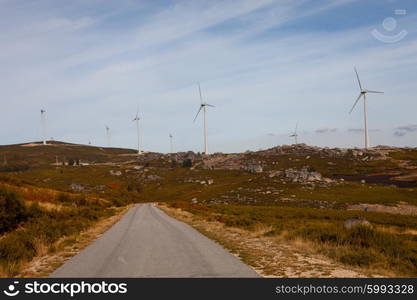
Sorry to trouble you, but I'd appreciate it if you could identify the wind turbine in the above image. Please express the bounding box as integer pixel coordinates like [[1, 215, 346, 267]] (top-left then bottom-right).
[[105, 125, 111, 147], [289, 122, 298, 144], [40, 109, 47, 145], [169, 133, 173, 153], [349, 67, 384, 149], [193, 83, 214, 155], [133, 107, 141, 154]]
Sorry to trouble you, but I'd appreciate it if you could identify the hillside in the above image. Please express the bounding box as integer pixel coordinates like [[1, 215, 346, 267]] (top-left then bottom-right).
[[0, 141, 137, 171], [1, 141, 417, 277]]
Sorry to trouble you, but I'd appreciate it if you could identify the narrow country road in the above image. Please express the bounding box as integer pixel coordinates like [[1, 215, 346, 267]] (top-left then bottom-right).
[[51, 204, 259, 277]]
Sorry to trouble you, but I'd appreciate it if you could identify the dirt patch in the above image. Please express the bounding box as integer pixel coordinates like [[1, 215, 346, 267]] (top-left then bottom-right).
[[158, 203, 378, 278], [347, 203, 417, 216], [20, 143, 42, 147], [20, 205, 132, 277]]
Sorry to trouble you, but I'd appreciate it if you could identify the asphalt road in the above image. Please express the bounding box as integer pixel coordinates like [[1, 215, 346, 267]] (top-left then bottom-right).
[[51, 204, 259, 277]]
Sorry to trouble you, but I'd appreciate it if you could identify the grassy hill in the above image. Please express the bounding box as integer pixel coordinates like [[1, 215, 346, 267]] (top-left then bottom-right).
[[0, 141, 417, 276], [0, 141, 137, 171]]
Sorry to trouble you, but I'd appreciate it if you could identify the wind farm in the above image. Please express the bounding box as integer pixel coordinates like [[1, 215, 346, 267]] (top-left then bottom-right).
[[31, 67, 387, 154], [1, 0, 417, 284]]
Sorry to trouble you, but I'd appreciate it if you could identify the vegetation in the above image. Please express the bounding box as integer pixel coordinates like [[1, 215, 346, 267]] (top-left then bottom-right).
[[0, 183, 124, 276], [182, 158, 193, 168], [0, 187, 28, 234], [169, 202, 417, 276], [0, 142, 416, 277]]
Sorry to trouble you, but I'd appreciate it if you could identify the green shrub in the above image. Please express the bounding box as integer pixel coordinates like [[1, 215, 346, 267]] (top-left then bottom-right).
[[182, 159, 192, 168], [0, 230, 36, 262], [0, 187, 28, 234], [56, 193, 71, 203]]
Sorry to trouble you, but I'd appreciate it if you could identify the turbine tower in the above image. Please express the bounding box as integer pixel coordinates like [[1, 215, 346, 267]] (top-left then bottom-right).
[[289, 122, 298, 144], [349, 67, 384, 149], [133, 107, 141, 154], [40, 109, 47, 145], [105, 125, 111, 147], [193, 83, 214, 155], [169, 133, 173, 153]]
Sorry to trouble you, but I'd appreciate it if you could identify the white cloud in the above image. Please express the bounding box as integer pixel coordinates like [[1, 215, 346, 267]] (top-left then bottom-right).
[[0, 0, 416, 152]]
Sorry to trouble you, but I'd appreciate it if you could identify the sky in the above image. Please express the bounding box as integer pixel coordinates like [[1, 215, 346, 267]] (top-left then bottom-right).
[[0, 0, 416, 153]]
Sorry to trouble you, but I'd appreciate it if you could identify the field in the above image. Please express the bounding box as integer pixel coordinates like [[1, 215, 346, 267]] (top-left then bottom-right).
[[0, 141, 416, 276]]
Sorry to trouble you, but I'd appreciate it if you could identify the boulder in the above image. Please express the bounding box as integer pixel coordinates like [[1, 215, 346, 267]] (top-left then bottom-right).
[[284, 167, 323, 183], [268, 170, 282, 178], [110, 170, 122, 176], [245, 164, 263, 173], [70, 183, 84, 192], [344, 218, 371, 229], [147, 174, 162, 181]]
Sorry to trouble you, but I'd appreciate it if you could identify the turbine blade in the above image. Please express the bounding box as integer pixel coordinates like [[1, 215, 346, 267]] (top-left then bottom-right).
[[193, 106, 203, 123], [349, 93, 363, 113], [295, 122, 298, 133], [205, 103, 215, 107], [354, 67, 363, 91], [198, 83, 203, 104], [365, 89, 384, 94]]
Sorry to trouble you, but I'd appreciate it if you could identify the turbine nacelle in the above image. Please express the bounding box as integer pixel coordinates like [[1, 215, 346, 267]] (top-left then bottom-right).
[[350, 68, 384, 114], [193, 85, 215, 123]]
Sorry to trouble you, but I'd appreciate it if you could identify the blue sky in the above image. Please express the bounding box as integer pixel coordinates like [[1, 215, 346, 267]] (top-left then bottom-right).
[[0, 0, 416, 152]]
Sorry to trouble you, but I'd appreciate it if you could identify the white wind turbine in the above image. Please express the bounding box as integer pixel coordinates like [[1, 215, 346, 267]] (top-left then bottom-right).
[[133, 107, 141, 154], [349, 67, 384, 149], [169, 133, 174, 153], [105, 125, 111, 147], [193, 83, 214, 155], [289, 122, 298, 144], [40, 109, 47, 145]]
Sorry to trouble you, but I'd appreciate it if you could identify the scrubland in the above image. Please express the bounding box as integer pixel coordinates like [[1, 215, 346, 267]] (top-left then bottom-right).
[[0, 141, 416, 277]]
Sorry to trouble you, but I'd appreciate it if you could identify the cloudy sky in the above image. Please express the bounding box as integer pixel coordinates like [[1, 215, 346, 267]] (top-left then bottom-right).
[[0, 0, 416, 153]]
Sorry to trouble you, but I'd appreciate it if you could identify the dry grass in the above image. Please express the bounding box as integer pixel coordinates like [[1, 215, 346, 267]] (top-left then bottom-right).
[[0, 262, 21, 277], [18, 205, 132, 277], [31, 201, 63, 212], [376, 225, 417, 236], [0, 183, 58, 203], [158, 203, 381, 278]]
